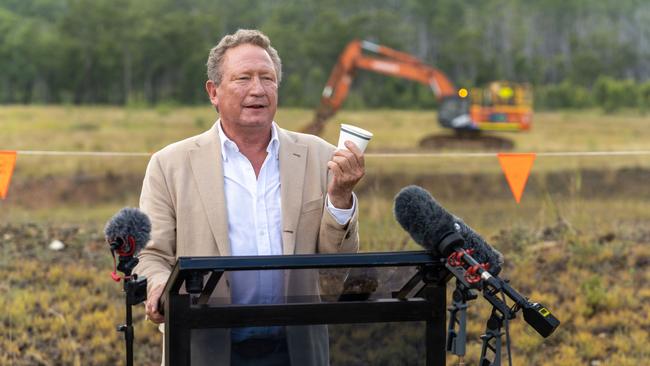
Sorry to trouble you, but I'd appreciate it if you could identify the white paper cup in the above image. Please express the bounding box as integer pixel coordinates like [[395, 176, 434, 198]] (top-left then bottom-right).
[[337, 124, 373, 153]]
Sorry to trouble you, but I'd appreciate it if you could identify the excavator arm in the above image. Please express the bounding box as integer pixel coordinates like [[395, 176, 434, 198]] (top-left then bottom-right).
[[321, 40, 457, 108]]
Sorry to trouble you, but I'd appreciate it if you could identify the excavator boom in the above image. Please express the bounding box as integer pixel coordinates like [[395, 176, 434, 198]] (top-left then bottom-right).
[[322, 40, 456, 102]]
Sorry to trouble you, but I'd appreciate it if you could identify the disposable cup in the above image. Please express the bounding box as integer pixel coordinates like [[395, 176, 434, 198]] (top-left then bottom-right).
[[337, 124, 373, 153]]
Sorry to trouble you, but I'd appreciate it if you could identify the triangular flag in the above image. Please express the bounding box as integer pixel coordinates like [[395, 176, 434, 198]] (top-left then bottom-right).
[[497, 153, 536, 203], [0, 151, 17, 200]]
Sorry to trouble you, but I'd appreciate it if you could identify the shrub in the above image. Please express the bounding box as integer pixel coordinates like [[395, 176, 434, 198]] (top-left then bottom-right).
[[592, 76, 638, 113], [580, 276, 607, 316], [637, 80, 650, 114], [536, 81, 593, 109]]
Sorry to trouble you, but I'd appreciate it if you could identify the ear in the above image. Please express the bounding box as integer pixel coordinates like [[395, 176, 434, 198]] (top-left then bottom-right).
[[205, 80, 219, 111]]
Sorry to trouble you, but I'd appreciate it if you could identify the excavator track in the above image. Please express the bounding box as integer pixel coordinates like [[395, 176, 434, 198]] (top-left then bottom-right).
[[419, 130, 515, 150]]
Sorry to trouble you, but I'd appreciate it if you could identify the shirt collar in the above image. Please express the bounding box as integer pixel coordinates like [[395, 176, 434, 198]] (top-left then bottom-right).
[[217, 119, 280, 162]]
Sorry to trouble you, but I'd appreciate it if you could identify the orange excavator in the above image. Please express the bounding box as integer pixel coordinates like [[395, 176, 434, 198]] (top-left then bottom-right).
[[304, 40, 533, 145]]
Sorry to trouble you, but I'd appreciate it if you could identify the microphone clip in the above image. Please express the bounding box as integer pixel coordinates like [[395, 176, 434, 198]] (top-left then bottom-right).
[[446, 249, 491, 286], [447, 249, 474, 267], [107, 236, 139, 282], [109, 236, 137, 257]]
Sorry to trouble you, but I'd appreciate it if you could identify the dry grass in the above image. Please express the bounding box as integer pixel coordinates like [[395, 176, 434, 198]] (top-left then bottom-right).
[[1, 106, 648, 154], [1, 105, 649, 365], [1, 105, 648, 178]]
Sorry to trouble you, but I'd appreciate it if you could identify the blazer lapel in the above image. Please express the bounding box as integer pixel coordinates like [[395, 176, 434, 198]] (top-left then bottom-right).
[[189, 124, 230, 257], [278, 128, 307, 255]]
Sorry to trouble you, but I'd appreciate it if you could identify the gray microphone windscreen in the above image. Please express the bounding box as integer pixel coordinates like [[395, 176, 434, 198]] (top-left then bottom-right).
[[104, 207, 151, 254]]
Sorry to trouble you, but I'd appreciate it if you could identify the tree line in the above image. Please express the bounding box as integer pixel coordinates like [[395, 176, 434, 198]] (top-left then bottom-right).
[[1, 0, 649, 111]]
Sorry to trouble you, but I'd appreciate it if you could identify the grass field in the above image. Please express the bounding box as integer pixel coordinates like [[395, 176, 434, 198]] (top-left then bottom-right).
[[1, 105, 649, 365]]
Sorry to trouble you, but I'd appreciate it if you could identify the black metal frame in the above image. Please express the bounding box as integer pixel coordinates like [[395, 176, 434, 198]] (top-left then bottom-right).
[[113, 256, 147, 366], [161, 251, 451, 366]]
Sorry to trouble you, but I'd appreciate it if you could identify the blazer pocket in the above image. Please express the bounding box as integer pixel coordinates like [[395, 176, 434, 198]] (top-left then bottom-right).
[[302, 195, 324, 213]]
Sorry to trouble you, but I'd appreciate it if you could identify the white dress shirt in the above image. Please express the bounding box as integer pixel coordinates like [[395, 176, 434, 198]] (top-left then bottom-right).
[[217, 121, 355, 341]]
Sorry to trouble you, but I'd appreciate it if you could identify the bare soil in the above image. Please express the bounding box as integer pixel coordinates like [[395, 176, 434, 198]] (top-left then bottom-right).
[[3, 167, 648, 209], [4, 171, 144, 209], [361, 166, 650, 201]]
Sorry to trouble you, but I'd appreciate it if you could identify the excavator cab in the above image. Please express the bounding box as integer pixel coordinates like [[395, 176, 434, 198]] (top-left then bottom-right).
[[438, 95, 473, 130]]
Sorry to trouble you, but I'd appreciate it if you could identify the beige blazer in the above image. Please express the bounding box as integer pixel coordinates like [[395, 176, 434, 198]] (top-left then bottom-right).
[[134, 123, 359, 365]]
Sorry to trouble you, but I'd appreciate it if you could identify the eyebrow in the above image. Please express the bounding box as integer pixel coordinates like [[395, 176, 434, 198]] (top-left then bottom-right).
[[231, 70, 276, 79]]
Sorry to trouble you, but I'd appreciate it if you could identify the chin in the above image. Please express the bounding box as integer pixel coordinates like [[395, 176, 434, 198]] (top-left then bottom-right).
[[239, 119, 273, 128], [241, 113, 275, 126]]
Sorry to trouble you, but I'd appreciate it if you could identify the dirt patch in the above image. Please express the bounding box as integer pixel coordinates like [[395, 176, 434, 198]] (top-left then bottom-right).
[[5, 171, 144, 209], [358, 167, 650, 201], [3, 167, 649, 208], [0, 222, 106, 265], [419, 132, 515, 150]]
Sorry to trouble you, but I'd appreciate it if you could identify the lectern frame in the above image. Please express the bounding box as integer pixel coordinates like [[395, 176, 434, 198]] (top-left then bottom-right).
[[161, 251, 451, 366]]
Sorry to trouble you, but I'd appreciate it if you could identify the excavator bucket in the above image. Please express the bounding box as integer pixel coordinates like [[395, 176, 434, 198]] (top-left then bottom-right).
[[304, 106, 336, 135]]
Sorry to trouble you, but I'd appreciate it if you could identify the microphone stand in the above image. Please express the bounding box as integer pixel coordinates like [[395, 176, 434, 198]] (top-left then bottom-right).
[[478, 307, 508, 366], [439, 233, 560, 365], [115, 256, 147, 366], [446, 281, 476, 365]]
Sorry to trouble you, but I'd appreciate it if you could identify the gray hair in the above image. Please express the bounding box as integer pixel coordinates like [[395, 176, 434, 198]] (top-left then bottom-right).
[[206, 29, 282, 85]]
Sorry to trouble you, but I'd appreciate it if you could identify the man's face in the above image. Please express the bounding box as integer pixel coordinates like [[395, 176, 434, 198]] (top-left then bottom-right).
[[207, 44, 278, 132]]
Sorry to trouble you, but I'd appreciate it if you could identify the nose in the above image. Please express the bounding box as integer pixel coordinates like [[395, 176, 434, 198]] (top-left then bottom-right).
[[249, 75, 265, 95]]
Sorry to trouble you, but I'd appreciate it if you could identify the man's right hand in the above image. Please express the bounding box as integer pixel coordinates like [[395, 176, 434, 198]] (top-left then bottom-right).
[[146, 283, 165, 324]]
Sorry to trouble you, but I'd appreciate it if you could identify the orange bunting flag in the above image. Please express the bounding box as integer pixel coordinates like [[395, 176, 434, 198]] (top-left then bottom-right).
[[0, 151, 17, 200], [497, 153, 536, 204]]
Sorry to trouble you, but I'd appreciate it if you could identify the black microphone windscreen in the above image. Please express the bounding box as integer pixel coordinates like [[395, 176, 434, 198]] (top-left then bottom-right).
[[394, 185, 456, 255], [104, 207, 151, 254], [394, 185, 504, 275]]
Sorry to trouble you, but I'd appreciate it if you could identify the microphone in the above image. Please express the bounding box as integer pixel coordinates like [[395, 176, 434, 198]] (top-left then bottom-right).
[[394, 185, 503, 275], [105, 208, 151, 365], [104, 207, 152, 280], [105, 207, 151, 256], [394, 185, 560, 338]]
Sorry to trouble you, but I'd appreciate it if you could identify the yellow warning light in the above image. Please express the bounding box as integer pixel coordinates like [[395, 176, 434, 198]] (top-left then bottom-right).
[[498, 86, 514, 100], [458, 88, 468, 98]]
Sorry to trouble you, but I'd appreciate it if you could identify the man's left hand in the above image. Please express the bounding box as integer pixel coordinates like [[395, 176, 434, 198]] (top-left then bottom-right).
[[327, 141, 365, 209]]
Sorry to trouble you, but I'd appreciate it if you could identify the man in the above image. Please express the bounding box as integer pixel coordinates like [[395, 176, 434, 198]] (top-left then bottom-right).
[[134, 29, 364, 365]]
